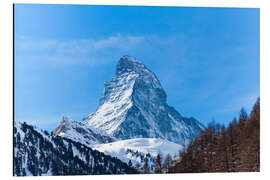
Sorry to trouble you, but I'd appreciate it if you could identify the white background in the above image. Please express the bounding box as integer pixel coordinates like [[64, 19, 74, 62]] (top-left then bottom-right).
[[0, 0, 269, 180]]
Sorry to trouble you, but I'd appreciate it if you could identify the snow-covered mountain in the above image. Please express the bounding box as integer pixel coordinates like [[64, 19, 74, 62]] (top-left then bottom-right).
[[82, 55, 204, 144], [54, 116, 114, 146], [14, 55, 206, 176], [93, 138, 183, 168], [14, 121, 136, 176]]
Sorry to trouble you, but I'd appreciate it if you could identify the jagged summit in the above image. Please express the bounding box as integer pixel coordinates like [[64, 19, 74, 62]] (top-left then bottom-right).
[[117, 55, 164, 90], [116, 55, 148, 76], [120, 55, 141, 63], [81, 55, 204, 144]]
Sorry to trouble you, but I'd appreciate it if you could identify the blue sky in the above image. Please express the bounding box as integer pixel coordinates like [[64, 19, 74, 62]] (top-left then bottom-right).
[[14, 4, 260, 131]]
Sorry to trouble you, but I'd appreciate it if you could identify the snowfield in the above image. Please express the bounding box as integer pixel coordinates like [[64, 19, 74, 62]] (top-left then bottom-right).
[[93, 138, 183, 165]]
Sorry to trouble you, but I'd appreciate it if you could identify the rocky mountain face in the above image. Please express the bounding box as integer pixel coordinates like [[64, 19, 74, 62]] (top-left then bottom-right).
[[14, 121, 136, 176], [83, 55, 204, 144]]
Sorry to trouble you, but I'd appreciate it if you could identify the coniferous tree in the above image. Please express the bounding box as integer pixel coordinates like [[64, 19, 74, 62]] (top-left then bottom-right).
[[128, 160, 133, 167], [163, 154, 173, 172], [154, 153, 162, 173], [143, 158, 149, 174], [135, 162, 141, 172]]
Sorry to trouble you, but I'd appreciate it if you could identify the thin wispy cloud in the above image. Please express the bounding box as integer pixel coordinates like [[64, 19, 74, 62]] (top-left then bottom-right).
[[15, 34, 146, 68], [17, 34, 145, 51], [15, 33, 203, 72]]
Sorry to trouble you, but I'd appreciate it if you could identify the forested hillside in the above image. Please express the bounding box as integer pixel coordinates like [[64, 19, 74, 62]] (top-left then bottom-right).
[[168, 98, 260, 173]]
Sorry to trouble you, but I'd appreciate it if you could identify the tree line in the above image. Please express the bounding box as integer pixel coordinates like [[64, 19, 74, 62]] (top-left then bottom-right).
[[139, 98, 260, 174]]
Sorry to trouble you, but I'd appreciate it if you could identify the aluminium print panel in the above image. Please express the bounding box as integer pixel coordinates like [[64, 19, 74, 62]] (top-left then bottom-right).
[[14, 4, 260, 176]]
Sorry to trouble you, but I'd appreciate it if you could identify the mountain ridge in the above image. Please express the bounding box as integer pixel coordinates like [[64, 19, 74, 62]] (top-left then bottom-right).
[[14, 121, 136, 176], [54, 116, 115, 146]]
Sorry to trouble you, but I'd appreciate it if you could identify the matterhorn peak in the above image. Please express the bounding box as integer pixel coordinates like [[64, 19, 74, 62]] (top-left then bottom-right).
[[82, 56, 204, 144]]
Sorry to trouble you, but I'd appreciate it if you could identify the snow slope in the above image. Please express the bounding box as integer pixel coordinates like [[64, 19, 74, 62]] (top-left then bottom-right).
[[93, 138, 183, 167]]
